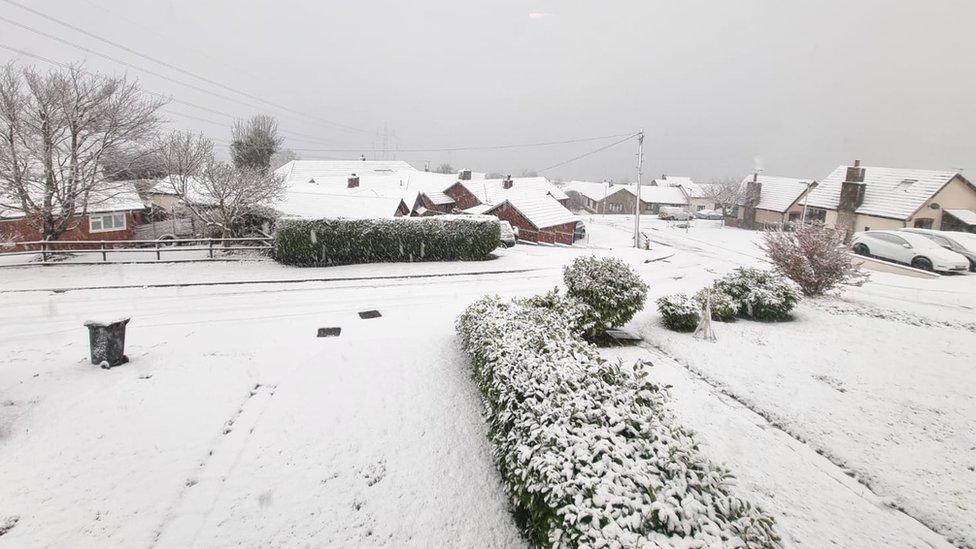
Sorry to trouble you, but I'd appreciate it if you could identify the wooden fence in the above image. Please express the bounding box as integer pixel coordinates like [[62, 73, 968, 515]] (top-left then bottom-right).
[[0, 236, 273, 266]]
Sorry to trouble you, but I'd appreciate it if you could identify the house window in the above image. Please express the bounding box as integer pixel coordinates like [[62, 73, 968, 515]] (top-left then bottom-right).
[[913, 218, 934, 229], [89, 212, 127, 233], [806, 207, 827, 223]]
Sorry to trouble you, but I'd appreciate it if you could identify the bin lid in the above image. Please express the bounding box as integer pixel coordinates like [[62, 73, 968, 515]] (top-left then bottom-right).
[[84, 317, 131, 328]]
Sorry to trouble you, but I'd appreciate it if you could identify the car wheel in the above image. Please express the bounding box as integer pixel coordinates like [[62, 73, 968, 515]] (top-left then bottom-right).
[[852, 243, 870, 256], [911, 257, 933, 271]]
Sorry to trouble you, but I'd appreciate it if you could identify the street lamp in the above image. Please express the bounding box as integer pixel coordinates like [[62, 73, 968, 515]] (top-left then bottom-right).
[[801, 180, 819, 225]]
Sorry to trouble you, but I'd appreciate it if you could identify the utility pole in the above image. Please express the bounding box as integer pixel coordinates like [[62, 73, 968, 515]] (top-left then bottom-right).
[[633, 129, 645, 248]]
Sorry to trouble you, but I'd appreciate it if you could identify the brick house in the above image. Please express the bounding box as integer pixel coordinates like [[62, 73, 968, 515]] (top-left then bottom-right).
[[802, 160, 976, 234], [444, 176, 569, 210], [411, 190, 457, 216], [484, 195, 582, 245], [563, 181, 687, 214], [1, 187, 148, 251]]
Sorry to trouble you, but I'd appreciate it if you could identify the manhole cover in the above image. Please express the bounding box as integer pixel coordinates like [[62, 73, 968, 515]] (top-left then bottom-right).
[[317, 327, 341, 337], [358, 310, 382, 319]]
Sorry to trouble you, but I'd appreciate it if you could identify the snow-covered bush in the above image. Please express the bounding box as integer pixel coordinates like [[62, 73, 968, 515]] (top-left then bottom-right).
[[656, 293, 701, 332], [761, 225, 868, 296], [713, 268, 800, 321], [693, 288, 738, 322], [516, 288, 596, 336], [563, 256, 649, 337], [273, 215, 500, 266], [457, 295, 781, 548]]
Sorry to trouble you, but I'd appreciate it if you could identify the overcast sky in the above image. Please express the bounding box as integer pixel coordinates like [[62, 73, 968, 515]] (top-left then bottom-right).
[[2, 0, 974, 182]]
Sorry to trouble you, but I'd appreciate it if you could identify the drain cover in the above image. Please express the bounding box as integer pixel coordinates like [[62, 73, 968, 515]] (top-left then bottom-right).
[[358, 310, 382, 319], [317, 327, 341, 337]]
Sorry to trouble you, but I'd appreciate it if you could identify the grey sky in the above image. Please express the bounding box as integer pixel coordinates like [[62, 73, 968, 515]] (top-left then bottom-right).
[[2, 0, 974, 182]]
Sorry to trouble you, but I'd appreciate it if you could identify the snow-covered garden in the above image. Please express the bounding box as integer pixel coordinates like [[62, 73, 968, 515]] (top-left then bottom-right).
[[1, 216, 973, 547]]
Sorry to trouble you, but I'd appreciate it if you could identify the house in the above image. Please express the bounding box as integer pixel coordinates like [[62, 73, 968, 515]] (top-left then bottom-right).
[[444, 175, 569, 210], [563, 181, 687, 214], [727, 174, 816, 229], [803, 160, 976, 234], [1, 184, 148, 250], [652, 175, 716, 211], [483, 195, 583, 245]]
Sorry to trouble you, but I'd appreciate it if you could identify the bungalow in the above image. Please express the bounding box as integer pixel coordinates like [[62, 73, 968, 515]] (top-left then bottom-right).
[[1, 185, 148, 250], [563, 181, 687, 214], [484, 195, 583, 245], [727, 174, 816, 229], [803, 160, 976, 234], [444, 176, 569, 210], [652, 175, 716, 211]]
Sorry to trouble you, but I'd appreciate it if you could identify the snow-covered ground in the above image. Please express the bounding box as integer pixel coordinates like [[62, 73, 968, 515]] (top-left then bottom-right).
[[1, 215, 973, 547]]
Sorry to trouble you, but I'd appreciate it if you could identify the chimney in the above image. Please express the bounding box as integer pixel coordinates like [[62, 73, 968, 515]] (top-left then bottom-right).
[[347, 173, 360, 188], [742, 177, 761, 229], [503, 175, 513, 189], [458, 169, 472, 181], [840, 160, 866, 211]]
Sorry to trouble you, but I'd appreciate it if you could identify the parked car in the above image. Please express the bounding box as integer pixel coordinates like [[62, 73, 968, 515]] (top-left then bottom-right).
[[851, 230, 970, 272], [498, 220, 517, 248], [899, 228, 976, 272], [659, 206, 692, 220], [695, 209, 724, 220]]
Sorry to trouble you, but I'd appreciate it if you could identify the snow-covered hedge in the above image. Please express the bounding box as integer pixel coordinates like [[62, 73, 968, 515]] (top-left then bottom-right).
[[563, 256, 649, 336], [273, 215, 500, 266], [693, 288, 738, 322], [656, 293, 701, 332], [713, 268, 800, 321], [457, 295, 781, 548]]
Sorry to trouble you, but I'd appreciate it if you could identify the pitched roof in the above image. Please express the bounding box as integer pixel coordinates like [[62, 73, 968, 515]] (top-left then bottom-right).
[[562, 180, 616, 202], [562, 181, 687, 205], [460, 176, 568, 204], [421, 190, 455, 206], [1, 182, 146, 219], [740, 175, 814, 213], [805, 165, 963, 220], [275, 160, 418, 184], [276, 192, 406, 219], [945, 208, 976, 225], [488, 195, 580, 229]]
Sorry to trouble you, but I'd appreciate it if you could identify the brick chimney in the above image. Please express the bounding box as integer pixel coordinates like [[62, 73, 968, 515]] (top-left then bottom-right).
[[347, 173, 360, 188], [742, 173, 761, 229], [503, 175, 513, 189], [458, 169, 472, 181], [837, 160, 866, 238]]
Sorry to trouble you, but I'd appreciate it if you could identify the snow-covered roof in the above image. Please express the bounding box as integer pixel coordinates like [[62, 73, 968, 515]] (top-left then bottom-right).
[[276, 192, 406, 219], [944, 208, 976, 225], [805, 165, 964, 220], [462, 204, 494, 215], [562, 181, 687, 205], [1, 182, 146, 219], [488, 195, 579, 229], [655, 176, 708, 199], [562, 180, 616, 202], [421, 190, 455, 206], [459, 177, 567, 205], [275, 160, 418, 184], [740, 175, 814, 213]]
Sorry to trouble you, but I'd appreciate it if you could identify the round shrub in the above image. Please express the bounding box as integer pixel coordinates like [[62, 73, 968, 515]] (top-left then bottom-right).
[[713, 267, 800, 321], [517, 287, 595, 336], [693, 288, 738, 322], [656, 293, 701, 332], [563, 256, 649, 336]]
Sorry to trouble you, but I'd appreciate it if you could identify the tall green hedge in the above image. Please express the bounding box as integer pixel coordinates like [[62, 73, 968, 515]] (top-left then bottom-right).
[[273, 215, 500, 266]]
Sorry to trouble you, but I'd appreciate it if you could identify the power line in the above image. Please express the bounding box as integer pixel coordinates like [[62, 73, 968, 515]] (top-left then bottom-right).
[[270, 133, 635, 154], [540, 133, 640, 172], [0, 0, 371, 135], [0, 41, 354, 148]]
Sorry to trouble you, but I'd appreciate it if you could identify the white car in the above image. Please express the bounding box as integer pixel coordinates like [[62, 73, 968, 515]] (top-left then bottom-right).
[[498, 220, 517, 248], [851, 230, 970, 272], [899, 228, 976, 272]]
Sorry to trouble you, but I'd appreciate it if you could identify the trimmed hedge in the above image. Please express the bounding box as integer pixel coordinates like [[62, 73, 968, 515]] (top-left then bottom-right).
[[273, 215, 500, 266], [713, 268, 800, 321], [457, 295, 781, 548], [656, 293, 701, 332]]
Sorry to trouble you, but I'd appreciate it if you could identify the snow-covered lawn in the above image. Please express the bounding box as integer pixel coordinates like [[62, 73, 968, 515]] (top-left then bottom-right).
[[1, 215, 973, 547]]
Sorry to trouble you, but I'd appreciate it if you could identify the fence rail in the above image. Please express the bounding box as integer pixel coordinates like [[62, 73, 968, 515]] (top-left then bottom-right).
[[1, 236, 273, 265]]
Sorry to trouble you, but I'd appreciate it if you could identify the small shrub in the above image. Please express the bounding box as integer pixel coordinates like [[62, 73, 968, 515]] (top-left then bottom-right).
[[563, 256, 648, 336], [761, 225, 868, 296], [693, 288, 738, 322], [656, 293, 701, 332], [516, 287, 595, 336], [456, 295, 781, 547], [714, 268, 800, 321], [273, 215, 500, 266]]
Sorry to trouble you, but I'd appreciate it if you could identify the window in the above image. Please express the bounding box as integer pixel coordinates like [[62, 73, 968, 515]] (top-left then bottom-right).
[[871, 232, 908, 246], [806, 207, 827, 223], [913, 218, 934, 229], [697, 205, 706, 211], [89, 212, 127, 233], [894, 179, 917, 191]]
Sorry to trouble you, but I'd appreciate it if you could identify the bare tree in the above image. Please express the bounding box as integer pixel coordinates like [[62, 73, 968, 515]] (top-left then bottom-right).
[[159, 131, 284, 242], [229, 114, 282, 174], [434, 163, 454, 174], [0, 63, 164, 241], [761, 225, 868, 296], [703, 177, 745, 215]]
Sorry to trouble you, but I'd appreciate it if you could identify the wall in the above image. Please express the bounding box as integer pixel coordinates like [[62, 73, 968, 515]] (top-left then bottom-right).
[[444, 182, 481, 210], [912, 175, 976, 230], [1, 210, 145, 252], [688, 197, 716, 211]]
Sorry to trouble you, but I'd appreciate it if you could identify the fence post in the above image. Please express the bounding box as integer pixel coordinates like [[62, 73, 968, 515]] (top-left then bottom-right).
[[41, 241, 47, 262], [155, 241, 161, 261], [101, 242, 107, 262], [208, 239, 214, 259]]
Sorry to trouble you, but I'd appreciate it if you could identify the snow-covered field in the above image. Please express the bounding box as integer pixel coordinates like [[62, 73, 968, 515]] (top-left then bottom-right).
[[1, 215, 973, 547]]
